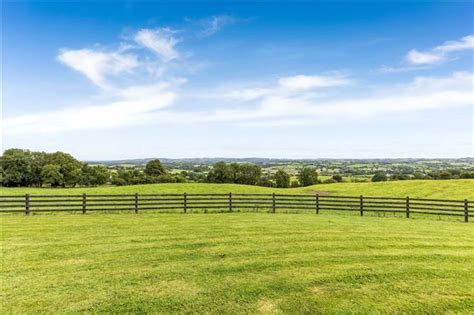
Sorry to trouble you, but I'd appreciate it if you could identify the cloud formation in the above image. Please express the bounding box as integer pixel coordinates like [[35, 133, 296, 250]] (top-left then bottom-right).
[[198, 15, 235, 37], [57, 27, 181, 89], [278, 74, 351, 91], [6, 71, 472, 135], [406, 35, 474, 65], [4, 81, 182, 135], [134, 28, 180, 61], [57, 48, 139, 88]]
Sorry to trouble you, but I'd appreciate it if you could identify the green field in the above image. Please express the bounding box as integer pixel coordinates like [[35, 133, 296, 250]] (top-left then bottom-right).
[[1, 213, 473, 313], [1, 179, 473, 200]]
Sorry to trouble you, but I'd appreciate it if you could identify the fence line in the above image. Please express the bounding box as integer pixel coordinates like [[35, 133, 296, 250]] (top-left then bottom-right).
[[0, 193, 470, 222]]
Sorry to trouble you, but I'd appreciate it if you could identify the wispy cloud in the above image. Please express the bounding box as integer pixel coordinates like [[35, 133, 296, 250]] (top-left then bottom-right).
[[134, 28, 180, 62], [192, 71, 473, 125], [4, 81, 184, 135], [7, 71, 471, 136], [278, 74, 351, 91], [198, 15, 235, 37], [406, 35, 474, 65], [57, 48, 139, 89]]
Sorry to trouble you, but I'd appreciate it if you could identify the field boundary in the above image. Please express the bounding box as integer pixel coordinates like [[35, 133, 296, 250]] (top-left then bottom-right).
[[0, 193, 471, 222]]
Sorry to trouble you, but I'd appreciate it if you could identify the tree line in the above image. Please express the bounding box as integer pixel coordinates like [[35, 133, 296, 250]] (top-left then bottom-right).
[[205, 161, 325, 188], [0, 149, 181, 187], [1, 149, 472, 188]]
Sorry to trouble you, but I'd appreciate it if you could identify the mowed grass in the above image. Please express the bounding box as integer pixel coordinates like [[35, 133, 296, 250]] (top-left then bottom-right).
[[1, 213, 473, 313], [1, 179, 473, 199]]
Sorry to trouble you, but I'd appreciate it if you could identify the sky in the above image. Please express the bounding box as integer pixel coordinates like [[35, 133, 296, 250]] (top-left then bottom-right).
[[1, 1, 473, 160]]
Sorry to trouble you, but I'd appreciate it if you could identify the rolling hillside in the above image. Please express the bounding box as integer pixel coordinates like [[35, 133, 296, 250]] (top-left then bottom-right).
[[1, 180, 472, 200]]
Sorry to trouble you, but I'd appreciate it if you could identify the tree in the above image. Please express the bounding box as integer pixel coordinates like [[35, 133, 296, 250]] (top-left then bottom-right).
[[297, 167, 318, 186], [274, 170, 290, 188], [144, 159, 166, 177], [371, 172, 387, 182], [234, 164, 261, 185], [81, 165, 110, 186], [332, 174, 343, 182], [45, 152, 83, 187], [0, 149, 33, 186], [41, 164, 63, 187], [207, 162, 234, 183]]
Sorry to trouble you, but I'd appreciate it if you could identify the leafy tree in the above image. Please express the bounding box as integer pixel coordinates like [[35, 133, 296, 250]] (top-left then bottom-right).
[[290, 180, 300, 188], [45, 152, 83, 187], [257, 176, 274, 187], [274, 170, 290, 188], [41, 164, 63, 187], [297, 167, 318, 186], [371, 172, 387, 182], [413, 172, 425, 179], [234, 164, 261, 185], [332, 174, 343, 182], [144, 159, 166, 177], [155, 174, 177, 183], [206, 162, 234, 183], [81, 165, 110, 186], [0, 149, 33, 186]]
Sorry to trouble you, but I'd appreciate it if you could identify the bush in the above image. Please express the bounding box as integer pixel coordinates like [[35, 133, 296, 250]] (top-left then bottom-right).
[[290, 180, 300, 188], [371, 172, 387, 182], [155, 174, 177, 183], [332, 174, 343, 182], [322, 178, 337, 184]]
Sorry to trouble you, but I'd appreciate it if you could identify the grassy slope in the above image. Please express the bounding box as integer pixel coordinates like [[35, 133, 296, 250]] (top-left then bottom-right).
[[0, 179, 473, 199], [2, 213, 473, 313]]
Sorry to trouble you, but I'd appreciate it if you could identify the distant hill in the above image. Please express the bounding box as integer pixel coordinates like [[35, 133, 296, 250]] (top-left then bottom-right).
[[86, 157, 474, 167]]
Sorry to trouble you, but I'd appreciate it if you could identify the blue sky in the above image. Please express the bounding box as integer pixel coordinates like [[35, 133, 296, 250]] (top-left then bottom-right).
[[2, 1, 473, 160]]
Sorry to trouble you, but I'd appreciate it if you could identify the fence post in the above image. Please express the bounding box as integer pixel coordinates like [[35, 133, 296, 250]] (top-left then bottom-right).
[[464, 199, 469, 223], [25, 193, 30, 215], [316, 193, 319, 214], [82, 193, 87, 214], [184, 192, 187, 214], [135, 193, 138, 214], [406, 196, 410, 218], [360, 195, 364, 216], [272, 193, 276, 213], [229, 192, 232, 212]]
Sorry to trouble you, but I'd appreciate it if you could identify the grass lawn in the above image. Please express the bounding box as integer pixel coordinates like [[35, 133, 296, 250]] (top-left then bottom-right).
[[1, 213, 473, 313], [1, 179, 473, 200]]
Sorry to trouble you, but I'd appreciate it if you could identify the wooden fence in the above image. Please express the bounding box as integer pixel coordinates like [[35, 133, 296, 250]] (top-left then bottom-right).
[[0, 193, 470, 222]]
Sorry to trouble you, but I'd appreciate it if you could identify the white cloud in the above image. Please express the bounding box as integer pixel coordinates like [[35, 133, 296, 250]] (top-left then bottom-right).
[[4, 72, 473, 136], [192, 71, 474, 124], [134, 28, 180, 62], [278, 74, 351, 91], [406, 35, 474, 65], [199, 15, 235, 37], [4, 82, 180, 135], [434, 35, 474, 53], [406, 50, 443, 65], [57, 48, 139, 88]]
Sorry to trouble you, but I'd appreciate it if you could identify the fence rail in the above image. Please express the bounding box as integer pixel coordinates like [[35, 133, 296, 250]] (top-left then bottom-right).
[[0, 193, 471, 222]]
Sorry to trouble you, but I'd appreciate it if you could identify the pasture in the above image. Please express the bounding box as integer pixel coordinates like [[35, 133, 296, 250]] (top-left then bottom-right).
[[2, 213, 474, 313], [1, 179, 473, 200]]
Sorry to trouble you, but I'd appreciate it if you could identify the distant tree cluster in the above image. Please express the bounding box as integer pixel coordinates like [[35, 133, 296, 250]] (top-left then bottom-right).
[[0, 149, 109, 187], [370, 169, 474, 182], [205, 162, 320, 188], [111, 160, 185, 186], [0, 149, 184, 187]]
